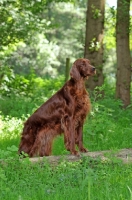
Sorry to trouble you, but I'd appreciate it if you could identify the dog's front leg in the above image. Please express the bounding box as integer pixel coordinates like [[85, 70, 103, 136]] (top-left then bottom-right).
[[63, 115, 79, 156], [76, 126, 88, 153]]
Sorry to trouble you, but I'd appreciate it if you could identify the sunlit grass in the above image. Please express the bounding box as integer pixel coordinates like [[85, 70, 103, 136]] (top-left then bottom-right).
[[1, 156, 132, 200]]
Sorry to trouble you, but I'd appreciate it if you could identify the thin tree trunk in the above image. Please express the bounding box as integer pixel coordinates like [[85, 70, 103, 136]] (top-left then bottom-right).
[[65, 58, 70, 81], [116, 0, 131, 108], [84, 0, 105, 90]]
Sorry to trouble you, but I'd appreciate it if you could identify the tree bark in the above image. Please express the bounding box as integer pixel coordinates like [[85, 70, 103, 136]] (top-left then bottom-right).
[[84, 0, 105, 90], [65, 58, 70, 81], [116, 0, 131, 108]]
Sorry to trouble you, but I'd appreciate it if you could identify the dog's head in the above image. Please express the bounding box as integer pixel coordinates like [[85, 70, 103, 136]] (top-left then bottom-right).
[[70, 58, 96, 81]]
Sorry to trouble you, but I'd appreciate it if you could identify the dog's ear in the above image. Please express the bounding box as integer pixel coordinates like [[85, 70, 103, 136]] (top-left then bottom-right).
[[70, 64, 81, 81]]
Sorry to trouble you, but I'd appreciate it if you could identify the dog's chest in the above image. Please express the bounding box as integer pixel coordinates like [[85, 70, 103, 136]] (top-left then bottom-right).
[[74, 92, 91, 123]]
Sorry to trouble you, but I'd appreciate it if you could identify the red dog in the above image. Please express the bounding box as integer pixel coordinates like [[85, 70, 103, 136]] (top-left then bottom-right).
[[18, 58, 96, 157]]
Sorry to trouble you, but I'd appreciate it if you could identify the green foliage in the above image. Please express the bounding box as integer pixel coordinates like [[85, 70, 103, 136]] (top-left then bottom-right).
[[83, 82, 132, 151], [6, 36, 62, 77], [0, 67, 36, 97], [1, 2, 86, 77], [0, 96, 35, 117], [0, 0, 46, 47], [0, 0, 72, 47], [43, 2, 86, 70], [91, 4, 102, 19], [0, 73, 65, 117], [104, 6, 116, 50], [84, 99, 132, 151], [0, 66, 14, 92], [1, 1, 130, 80], [0, 115, 23, 158], [89, 37, 101, 52]]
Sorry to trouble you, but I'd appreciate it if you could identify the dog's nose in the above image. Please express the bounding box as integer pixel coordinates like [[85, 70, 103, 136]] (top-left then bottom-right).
[[92, 67, 96, 71]]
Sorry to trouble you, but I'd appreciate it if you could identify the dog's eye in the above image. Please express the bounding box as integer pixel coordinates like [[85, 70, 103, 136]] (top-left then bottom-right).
[[81, 63, 86, 68]]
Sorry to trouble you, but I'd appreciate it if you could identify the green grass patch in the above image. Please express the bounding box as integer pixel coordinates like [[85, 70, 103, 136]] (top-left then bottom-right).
[[1, 158, 132, 200]]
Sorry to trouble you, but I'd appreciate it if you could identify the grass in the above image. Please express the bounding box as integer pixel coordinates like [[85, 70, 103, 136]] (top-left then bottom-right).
[[1, 157, 132, 200], [0, 76, 132, 199]]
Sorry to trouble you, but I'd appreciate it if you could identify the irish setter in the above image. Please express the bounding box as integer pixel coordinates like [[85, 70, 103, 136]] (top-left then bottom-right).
[[18, 58, 96, 157]]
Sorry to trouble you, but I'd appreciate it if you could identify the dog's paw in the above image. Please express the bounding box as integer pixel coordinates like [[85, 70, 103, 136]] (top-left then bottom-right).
[[79, 147, 88, 153], [71, 150, 80, 157]]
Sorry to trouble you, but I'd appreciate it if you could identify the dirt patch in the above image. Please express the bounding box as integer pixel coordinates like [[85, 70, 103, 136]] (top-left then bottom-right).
[[29, 148, 132, 165]]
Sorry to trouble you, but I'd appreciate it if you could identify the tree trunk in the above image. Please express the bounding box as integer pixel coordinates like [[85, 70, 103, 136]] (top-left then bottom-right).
[[65, 58, 70, 81], [84, 0, 105, 90], [116, 0, 131, 108]]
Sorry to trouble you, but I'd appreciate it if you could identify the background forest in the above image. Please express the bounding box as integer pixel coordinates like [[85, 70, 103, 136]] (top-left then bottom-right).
[[0, 0, 132, 199]]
